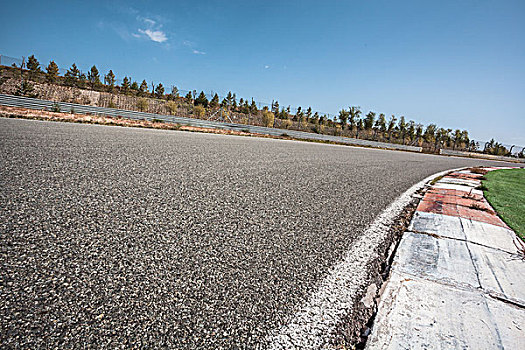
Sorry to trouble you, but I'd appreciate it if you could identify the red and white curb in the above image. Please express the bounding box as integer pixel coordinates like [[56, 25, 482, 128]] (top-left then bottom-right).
[[366, 167, 525, 349]]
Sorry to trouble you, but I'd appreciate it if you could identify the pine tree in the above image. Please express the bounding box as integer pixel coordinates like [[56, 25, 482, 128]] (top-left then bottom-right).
[[46, 61, 59, 83], [424, 124, 437, 146], [226, 91, 233, 107], [139, 80, 149, 95], [375, 113, 386, 135], [373, 113, 386, 139], [415, 124, 424, 145], [105, 69, 116, 88], [169, 86, 179, 100], [306, 107, 312, 121], [398, 116, 407, 144], [387, 115, 397, 141], [194, 91, 209, 107], [338, 108, 349, 128], [272, 100, 280, 115], [131, 81, 139, 91], [295, 106, 303, 121], [250, 98, 257, 113], [87, 65, 101, 89], [240, 99, 250, 114], [155, 83, 165, 98], [452, 129, 462, 150], [312, 112, 319, 124], [364, 111, 376, 130], [78, 73, 87, 88], [210, 93, 219, 108], [356, 118, 364, 138], [27, 55, 41, 75], [460, 130, 469, 150], [348, 106, 361, 135], [121, 76, 130, 93], [185, 91, 193, 103], [279, 107, 289, 120], [407, 121, 416, 144], [65, 63, 80, 86]]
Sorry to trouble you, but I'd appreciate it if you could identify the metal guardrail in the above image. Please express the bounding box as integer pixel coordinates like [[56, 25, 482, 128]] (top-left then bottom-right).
[[0, 94, 423, 152], [439, 148, 525, 163]]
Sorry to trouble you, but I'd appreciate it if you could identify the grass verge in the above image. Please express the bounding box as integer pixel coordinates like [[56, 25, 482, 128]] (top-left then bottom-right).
[[482, 168, 525, 240]]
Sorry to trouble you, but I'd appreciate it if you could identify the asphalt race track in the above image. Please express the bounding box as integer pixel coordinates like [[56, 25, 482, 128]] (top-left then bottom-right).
[[0, 118, 516, 348]]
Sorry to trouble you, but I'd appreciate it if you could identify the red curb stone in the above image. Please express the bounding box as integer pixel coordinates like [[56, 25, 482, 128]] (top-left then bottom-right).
[[457, 206, 508, 228], [442, 175, 480, 184], [422, 193, 493, 212], [416, 189, 508, 228], [448, 172, 484, 180], [427, 188, 484, 201], [417, 200, 459, 217]]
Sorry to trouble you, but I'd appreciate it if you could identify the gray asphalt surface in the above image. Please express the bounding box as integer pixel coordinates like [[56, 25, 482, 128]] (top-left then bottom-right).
[[0, 118, 516, 348]]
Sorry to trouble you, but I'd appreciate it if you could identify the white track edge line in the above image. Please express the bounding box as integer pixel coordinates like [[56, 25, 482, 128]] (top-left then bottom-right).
[[264, 167, 465, 350]]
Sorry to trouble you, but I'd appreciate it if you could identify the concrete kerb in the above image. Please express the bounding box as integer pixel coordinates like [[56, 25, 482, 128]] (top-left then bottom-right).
[[366, 167, 525, 350]]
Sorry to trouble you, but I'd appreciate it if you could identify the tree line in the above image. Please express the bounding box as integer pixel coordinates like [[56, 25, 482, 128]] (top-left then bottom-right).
[[4, 54, 520, 157]]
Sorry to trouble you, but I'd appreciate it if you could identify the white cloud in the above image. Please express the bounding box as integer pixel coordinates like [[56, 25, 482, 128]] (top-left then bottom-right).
[[183, 40, 206, 55], [143, 18, 156, 26], [264, 65, 270, 69], [138, 29, 168, 43]]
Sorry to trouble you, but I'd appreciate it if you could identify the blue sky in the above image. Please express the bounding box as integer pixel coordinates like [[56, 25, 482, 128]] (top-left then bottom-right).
[[1, 0, 524, 145]]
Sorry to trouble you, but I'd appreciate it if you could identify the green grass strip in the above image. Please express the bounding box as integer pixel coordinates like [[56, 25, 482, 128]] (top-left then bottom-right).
[[483, 168, 525, 241]]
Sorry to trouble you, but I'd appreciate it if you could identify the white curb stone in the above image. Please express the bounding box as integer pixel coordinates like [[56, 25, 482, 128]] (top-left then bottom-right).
[[366, 271, 524, 350], [409, 211, 465, 240], [469, 243, 525, 306], [432, 182, 483, 195], [460, 218, 520, 254], [393, 231, 480, 289], [437, 177, 481, 187], [410, 211, 520, 254]]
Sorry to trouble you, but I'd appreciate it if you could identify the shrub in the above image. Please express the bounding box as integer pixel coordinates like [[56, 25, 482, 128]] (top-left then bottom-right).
[[51, 102, 61, 113], [166, 101, 178, 114], [137, 98, 149, 112], [194, 105, 206, 117], [15, 80, 37, 98], [300, 117, 308, 129], [262, 110, 275, 127], [281, 119, 292, 129], [108, 101, 117, 108], [313, 124, 324, 134]]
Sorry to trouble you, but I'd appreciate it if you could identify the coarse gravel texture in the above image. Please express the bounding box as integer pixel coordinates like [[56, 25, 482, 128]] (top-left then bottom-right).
[[0, 118, 516, 349]]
